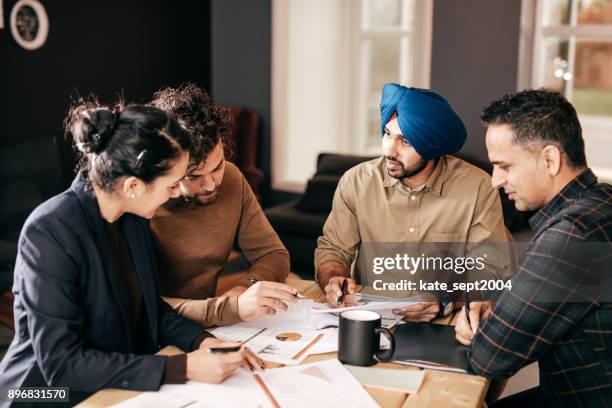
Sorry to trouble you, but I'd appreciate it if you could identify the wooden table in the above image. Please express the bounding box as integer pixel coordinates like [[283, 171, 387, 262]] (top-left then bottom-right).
[[79, 279, 488, 408]]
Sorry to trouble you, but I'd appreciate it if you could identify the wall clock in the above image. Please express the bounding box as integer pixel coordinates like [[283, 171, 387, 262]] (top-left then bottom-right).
[[10, 0, 48, 50]]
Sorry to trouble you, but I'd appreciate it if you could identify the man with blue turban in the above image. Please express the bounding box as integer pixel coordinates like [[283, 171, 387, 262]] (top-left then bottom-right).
[[315, 83, 510, 322]]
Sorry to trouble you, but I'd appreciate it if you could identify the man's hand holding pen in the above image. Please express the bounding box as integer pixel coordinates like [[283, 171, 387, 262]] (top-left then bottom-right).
[[454, 300, 495, 345], [324, 276, 358, 307]]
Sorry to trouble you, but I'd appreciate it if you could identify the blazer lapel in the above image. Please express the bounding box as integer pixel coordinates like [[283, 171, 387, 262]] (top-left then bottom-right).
[[122, 215, 159, 346], [70, 173, 133, 350]]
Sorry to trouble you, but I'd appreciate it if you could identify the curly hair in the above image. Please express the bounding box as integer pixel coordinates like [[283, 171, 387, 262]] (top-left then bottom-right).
[[481, 88, 586, 168], [150, 83, 234, 169]]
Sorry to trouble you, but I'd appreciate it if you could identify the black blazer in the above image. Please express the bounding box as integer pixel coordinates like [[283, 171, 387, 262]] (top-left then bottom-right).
[[0, 173, 205, 405]]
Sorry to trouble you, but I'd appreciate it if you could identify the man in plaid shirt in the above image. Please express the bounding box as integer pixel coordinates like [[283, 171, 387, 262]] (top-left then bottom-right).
[[455, 89, 611, 407]]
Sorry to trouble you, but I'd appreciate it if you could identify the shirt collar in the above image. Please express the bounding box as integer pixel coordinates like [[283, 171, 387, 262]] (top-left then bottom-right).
[[382, 156, 448, 196], [529, 168, 597, 232]]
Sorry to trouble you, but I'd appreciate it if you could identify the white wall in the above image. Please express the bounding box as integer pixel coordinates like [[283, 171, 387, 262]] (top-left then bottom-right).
[[272, 0, 353, 192]]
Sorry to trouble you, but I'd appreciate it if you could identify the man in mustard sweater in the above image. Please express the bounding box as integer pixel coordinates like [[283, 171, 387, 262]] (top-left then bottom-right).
[[150, 83, 295, 327]]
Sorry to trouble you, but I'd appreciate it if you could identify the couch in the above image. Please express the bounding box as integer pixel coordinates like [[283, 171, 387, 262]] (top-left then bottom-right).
[[0, 136, 66, 327]]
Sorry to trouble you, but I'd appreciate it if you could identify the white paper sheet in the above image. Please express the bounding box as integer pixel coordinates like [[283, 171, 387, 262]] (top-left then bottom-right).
[[309, 305, 403, 330], [111, 370, 271, 408], [308, 326, 391, 355], [256, 359, 379, 408], [211, 324, 323, 365], [110, 391, 196, 408], [112, 360, 379, 408], [247, 299, 315, 330], [311, 300, 419, 314], [307, 328, 339, 354]]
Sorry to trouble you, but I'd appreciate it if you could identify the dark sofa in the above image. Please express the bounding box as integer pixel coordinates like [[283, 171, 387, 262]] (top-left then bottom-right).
[[0, 137, 66, 295], [265, 152, 532, 278]]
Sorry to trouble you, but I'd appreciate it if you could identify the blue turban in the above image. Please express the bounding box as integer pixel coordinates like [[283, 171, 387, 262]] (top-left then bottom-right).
[[380, 83, 467, 160]]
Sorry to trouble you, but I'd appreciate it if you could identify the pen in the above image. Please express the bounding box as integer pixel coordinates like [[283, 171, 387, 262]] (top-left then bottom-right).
[[463, 291, 472, 328], [338, 278, 348, 305], [248, 277, 259, 285], [248, 277, 307, 298], [208, 345, 242, 353]]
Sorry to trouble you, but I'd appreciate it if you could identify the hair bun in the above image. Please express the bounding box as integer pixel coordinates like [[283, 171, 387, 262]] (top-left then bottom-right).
[[73, 107, 118, 154]]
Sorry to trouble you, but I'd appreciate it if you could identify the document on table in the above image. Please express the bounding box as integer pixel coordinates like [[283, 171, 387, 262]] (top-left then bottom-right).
[[211, 297, 403, 358], [246, 298, 315, 330], [311, 299, 421, 314], [111, 369, 270, 408], [110, 391, 196, 408], [310, 305, 403, 330], [308, 327, 390, 355], [112, 359, 377, 408], [210, 324, 323, 365], [255, 359, 379, 408]]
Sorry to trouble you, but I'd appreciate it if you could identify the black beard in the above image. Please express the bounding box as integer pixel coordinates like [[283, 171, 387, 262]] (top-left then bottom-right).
[[177, 187, 221, 208], [385, 157, 429, 180], [180, 195, 209, 207]]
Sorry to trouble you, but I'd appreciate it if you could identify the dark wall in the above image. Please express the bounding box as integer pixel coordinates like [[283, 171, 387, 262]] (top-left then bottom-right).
[[210, 0, 273, 203], [0, 0, 211, 190], [430, 0, 522, 160], [207, 0, 522, 203]]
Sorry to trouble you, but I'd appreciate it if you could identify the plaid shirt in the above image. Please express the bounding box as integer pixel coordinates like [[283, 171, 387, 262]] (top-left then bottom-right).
[[468, 169, 612, 407]]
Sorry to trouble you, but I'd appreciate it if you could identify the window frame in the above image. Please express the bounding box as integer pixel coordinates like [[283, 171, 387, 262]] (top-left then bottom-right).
[[271, 0, 433, 192], [518, 0, 612, 180], [354, 0, 433, 155]]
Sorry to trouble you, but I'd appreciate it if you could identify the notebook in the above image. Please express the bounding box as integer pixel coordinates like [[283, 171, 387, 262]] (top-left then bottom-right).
[[391, 322, 471, 373], [345, 365, 425, 394]]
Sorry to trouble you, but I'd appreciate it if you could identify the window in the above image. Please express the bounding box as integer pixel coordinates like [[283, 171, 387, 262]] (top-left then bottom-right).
[[272, 0, 432, 192], [355, 0, 432, 153], [519, 0, 612, 180]]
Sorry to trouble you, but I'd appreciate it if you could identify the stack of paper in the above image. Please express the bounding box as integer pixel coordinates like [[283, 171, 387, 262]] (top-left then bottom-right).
[[211, 295, 420, 360], [112, 359, 379, 408]]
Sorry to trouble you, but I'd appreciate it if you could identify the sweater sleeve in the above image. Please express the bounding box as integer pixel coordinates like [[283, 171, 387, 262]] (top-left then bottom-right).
[[163, 295, 241, 327], [234, 173, 290, 285]]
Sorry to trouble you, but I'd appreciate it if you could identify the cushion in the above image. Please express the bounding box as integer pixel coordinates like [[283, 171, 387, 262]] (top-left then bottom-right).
[[265, 201, 327, 237], [295, 175, 339, 214], [315, 153, 376, 176]]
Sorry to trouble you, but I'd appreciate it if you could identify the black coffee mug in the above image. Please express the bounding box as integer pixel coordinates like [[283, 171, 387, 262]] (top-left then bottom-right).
[[338, 310, 395, 366]]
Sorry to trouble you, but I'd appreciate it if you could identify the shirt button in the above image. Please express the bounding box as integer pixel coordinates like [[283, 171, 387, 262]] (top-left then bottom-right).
[[409, 227, 415, 232], [122, 380, 130, 388], [410, 195, 416, 200]]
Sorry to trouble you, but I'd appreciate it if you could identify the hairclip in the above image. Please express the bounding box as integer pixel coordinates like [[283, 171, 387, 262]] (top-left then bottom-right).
[[134, 149, 147, 169]]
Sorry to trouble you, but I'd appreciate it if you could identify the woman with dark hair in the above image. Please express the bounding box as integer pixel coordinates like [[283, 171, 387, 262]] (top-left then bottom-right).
[[0, 100, 263, 406]]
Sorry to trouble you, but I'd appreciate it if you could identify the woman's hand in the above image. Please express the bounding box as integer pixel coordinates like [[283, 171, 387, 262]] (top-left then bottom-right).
[[186, 342, 265, 383]]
